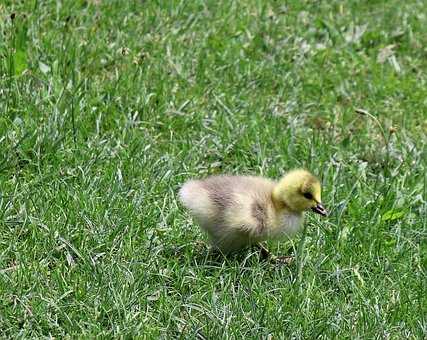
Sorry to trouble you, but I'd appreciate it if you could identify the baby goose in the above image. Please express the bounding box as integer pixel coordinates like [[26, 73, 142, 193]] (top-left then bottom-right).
[[179, 169, 327, 254]]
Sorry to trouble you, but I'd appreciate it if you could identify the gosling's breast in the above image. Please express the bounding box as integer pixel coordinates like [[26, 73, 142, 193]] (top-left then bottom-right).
[[270, 213, 303, 239]]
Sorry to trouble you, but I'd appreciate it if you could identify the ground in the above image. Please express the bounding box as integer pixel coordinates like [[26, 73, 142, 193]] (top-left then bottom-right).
[[0, 0, 426, 338]]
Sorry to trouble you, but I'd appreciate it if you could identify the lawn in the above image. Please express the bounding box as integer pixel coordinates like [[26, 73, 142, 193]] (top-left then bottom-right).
[[1, 0, 426, 338]]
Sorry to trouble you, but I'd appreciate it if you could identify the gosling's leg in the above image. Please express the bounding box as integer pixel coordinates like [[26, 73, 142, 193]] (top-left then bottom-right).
[[255, 244, 294, 264], [255, 243, 270, 260]]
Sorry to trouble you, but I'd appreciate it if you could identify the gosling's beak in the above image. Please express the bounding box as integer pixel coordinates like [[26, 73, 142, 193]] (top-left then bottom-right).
[[311, 202, 328, 216]]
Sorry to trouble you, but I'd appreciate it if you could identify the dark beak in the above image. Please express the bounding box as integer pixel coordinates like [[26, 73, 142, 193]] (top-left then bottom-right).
[[311, 203, 328, 216]]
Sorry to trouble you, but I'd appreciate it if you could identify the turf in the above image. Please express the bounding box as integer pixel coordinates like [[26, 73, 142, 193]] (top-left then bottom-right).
[[1, 0, 426, 338]]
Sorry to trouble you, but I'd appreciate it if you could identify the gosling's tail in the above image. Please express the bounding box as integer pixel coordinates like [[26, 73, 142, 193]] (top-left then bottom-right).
[[178, 180, 213, 216]]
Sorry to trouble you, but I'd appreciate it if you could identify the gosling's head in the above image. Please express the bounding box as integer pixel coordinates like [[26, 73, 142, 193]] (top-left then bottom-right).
[[272, 169, 327, 216]]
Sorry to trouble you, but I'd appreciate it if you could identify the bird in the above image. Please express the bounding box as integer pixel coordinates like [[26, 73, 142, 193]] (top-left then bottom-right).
[[178, 169, 327, 255]]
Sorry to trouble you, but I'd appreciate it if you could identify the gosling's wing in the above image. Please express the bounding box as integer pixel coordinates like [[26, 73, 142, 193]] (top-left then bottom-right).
[[223, 178, 275, 238], [179, 176, 276, 251], [211, 177, 276, 251]]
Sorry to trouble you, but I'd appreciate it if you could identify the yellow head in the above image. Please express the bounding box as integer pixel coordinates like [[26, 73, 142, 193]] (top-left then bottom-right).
[[272, 169, 327, 216]]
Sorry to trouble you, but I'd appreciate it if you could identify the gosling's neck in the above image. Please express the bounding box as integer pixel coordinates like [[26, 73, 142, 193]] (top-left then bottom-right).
[[271, 190, 292, 214], [271, 185, 302, 216]]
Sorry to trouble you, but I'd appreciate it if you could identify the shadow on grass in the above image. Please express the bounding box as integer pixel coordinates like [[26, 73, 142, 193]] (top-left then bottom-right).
[[165, 241, 296, 270]]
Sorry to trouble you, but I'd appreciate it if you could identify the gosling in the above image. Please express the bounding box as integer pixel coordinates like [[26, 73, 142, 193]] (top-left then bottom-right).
[[179, 169, 327, 254]]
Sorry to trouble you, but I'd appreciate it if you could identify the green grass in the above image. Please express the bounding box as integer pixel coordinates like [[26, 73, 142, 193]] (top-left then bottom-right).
[[1, 0, 426, 337]]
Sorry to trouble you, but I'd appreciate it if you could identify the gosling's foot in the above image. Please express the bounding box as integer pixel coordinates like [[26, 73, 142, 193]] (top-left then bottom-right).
[[273, 255, 294, 265]]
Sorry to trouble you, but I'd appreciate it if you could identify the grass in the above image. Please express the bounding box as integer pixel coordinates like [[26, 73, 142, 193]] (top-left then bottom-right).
[[1, 0, 426, 337]]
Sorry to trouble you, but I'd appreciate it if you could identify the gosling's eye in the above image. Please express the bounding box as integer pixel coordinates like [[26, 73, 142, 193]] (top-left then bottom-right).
[[303, 192, 313, 200]]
